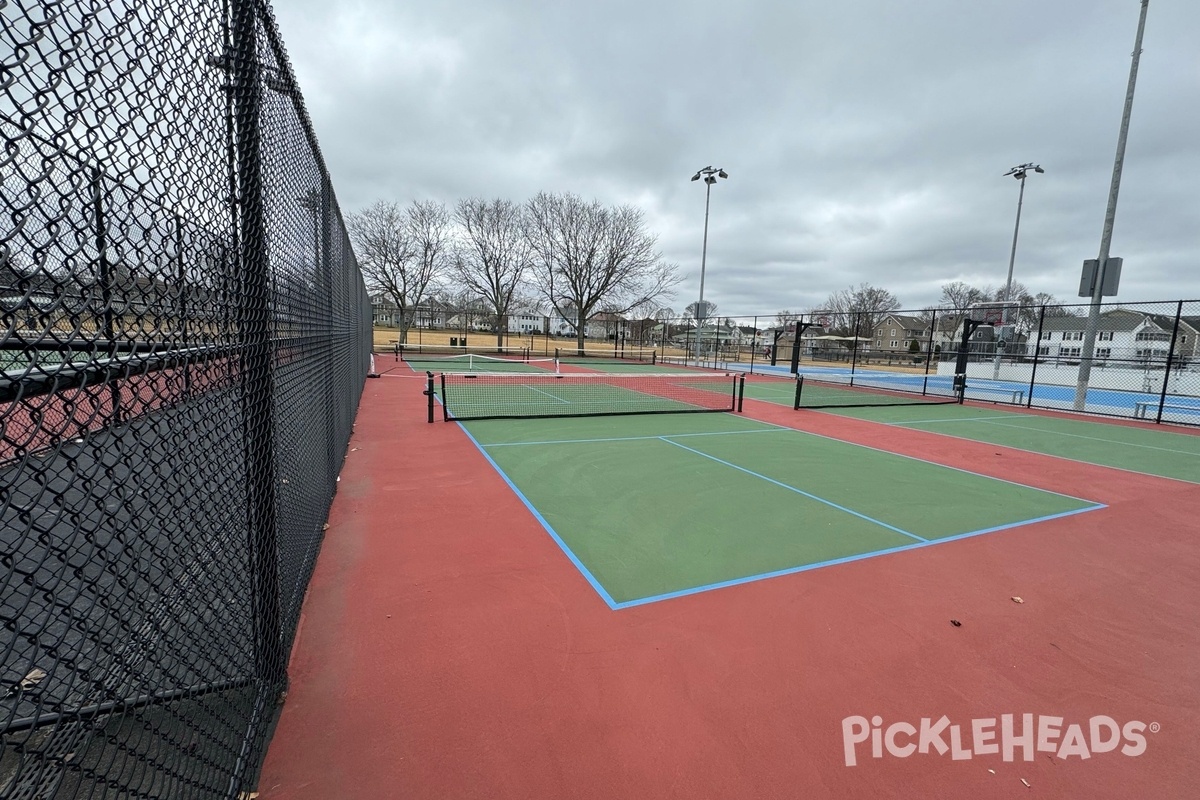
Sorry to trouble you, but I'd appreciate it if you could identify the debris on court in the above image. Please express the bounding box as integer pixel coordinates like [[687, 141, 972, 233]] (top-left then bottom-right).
[[950, 619, 962, 627], [1020, 778, 1031, 787], [1012, 596, 1024, 603]]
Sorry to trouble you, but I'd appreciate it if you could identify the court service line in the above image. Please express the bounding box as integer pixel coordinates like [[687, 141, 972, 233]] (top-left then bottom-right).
[[887, 415, 1015, 425], [527, 385, 571, 404], [749, 417, 1107, 504], [811, 408, 1200, 486], [657, 437, 928, 543], [967, 417, 1200, 456]]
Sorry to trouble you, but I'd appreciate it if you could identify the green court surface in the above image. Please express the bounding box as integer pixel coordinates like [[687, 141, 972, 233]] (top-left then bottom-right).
[[800, 402, 1200, 484], [461, 413, 1101, 607]]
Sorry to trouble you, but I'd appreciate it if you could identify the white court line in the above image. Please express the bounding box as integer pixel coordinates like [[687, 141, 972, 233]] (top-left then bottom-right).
[[527, 385, 571, 403], [906, 415, 1200, 457]]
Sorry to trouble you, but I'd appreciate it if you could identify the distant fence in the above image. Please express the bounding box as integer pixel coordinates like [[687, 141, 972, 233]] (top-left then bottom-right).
[[2, 0, 370, 797], [601, 300, 1200, 426]]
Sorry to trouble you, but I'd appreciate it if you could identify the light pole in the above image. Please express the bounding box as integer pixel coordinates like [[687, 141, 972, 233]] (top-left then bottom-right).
[[691, 165, 727, 365], [993, 163, 1043, 380], [1074, 0, 1150, 411]]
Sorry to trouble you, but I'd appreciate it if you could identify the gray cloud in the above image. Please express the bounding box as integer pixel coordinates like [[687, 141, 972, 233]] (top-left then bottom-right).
[[272, 0, 1199, 314]]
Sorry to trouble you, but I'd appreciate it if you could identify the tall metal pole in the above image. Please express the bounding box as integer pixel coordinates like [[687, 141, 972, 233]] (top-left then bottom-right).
[[696, 179, 712, 365], [1074, 0, 1150, 411], [691, 166, 726, 365], [1003, 174, 1027, 315], [993, 172, 1028, 380]]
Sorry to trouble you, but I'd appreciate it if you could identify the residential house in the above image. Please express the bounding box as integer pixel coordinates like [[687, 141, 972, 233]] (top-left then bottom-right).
[[871, 314, 930, 354], [1033, 309, 1199, 365]]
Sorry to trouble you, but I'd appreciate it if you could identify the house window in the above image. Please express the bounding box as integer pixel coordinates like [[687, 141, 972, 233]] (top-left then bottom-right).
[[1098, 331, 1114, 341], [1136, 330, 1170, 342], [890, 328, 896, 336], [890, 340, 897, 348], [1037, 346, 1050, 356], [1062, 331, 1083, 341], [1096, 348, 1111, 358], [1061, 347, 1082, 357]]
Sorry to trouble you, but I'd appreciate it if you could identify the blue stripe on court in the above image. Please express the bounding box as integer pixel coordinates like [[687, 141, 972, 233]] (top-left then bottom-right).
[[612, 503, 1105, 610], [455, 424, 621, 610], [658, 437, 927, 542]]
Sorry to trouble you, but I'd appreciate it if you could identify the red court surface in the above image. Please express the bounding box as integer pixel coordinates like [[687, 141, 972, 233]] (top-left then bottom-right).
[[258, 373, 1200, 799]]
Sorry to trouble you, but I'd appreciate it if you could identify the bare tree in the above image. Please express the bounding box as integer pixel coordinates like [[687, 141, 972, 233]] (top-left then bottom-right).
[[407, 200, 453, 324], [526, 192, 680, 354], [820, 283, 900, 336], [347, 200, 449, 342], [453, 198, 531, 349], [684, 300, 718, 324], [938, 281, 990, 311], [653, 307, 675, 344]]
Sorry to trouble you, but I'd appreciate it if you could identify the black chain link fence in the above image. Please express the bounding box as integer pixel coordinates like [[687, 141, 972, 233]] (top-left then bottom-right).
[[2, 0, 370, 796], [600, 301, 1200, 425]]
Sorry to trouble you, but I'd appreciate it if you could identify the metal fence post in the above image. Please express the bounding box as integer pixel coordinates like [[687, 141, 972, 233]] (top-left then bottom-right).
[[849, 311, 861, 384], [1156, 301, 1185, 424], [1027, 305, 1046, 408], [922, 310, 936, 395], [231, 0, 284, 694]]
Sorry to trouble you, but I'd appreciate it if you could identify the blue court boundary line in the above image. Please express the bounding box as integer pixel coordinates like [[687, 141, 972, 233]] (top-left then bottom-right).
[[611, 504, 1105, 609], [455, 424, 622, 609], [454, 420, 1108, 612]]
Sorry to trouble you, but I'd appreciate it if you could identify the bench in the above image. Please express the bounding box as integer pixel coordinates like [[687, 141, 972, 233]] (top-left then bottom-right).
[[1134, 401, 1200, 419], [965, 386, 1025, 404]]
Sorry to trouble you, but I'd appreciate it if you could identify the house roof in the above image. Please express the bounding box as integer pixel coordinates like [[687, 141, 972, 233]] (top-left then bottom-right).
[[1038, 308, 1199, 334], [876, 313, 927, 330]]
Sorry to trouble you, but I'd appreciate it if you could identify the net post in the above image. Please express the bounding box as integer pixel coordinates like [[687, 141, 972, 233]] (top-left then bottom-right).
[[794, 374, 803, 410], [439, 372, 448, 421], [426, 371, 435, 423], [736, 373, 745, 412], [651, 351, 657, 365]]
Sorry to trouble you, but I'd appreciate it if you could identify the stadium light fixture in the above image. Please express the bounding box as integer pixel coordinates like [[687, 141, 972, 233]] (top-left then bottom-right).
[[691, 166, 728, 364]]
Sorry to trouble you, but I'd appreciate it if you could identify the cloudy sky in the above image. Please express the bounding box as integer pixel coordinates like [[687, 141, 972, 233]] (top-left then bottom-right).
[[271, 0, 1198, 316]]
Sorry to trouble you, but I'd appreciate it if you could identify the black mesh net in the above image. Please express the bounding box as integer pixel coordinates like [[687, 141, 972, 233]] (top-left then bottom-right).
[[2, 1, 369, 796]]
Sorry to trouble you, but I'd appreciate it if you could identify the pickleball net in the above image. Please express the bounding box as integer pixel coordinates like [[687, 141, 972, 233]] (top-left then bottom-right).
[[554, 347, 657, 366], [432, 371, 745, 421], [402, 352, 557, 373], [793, 373, 961, 409]]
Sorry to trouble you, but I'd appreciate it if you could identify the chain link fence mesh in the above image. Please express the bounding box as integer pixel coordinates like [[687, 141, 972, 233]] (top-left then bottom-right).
[[2, 0, 370, 796], [512, 303, 1199, 425]]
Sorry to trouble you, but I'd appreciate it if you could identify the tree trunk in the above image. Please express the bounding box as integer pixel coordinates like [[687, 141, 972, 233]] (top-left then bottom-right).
[[397, 306, 411, 344], [575, 309, 586, 356]]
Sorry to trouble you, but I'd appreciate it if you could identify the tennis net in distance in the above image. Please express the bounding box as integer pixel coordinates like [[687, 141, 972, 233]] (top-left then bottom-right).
[[793, 373, 961, 410], [434, 371, 745, 421], [554, 347, 657, 365], [403, 352, 556, 372]]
